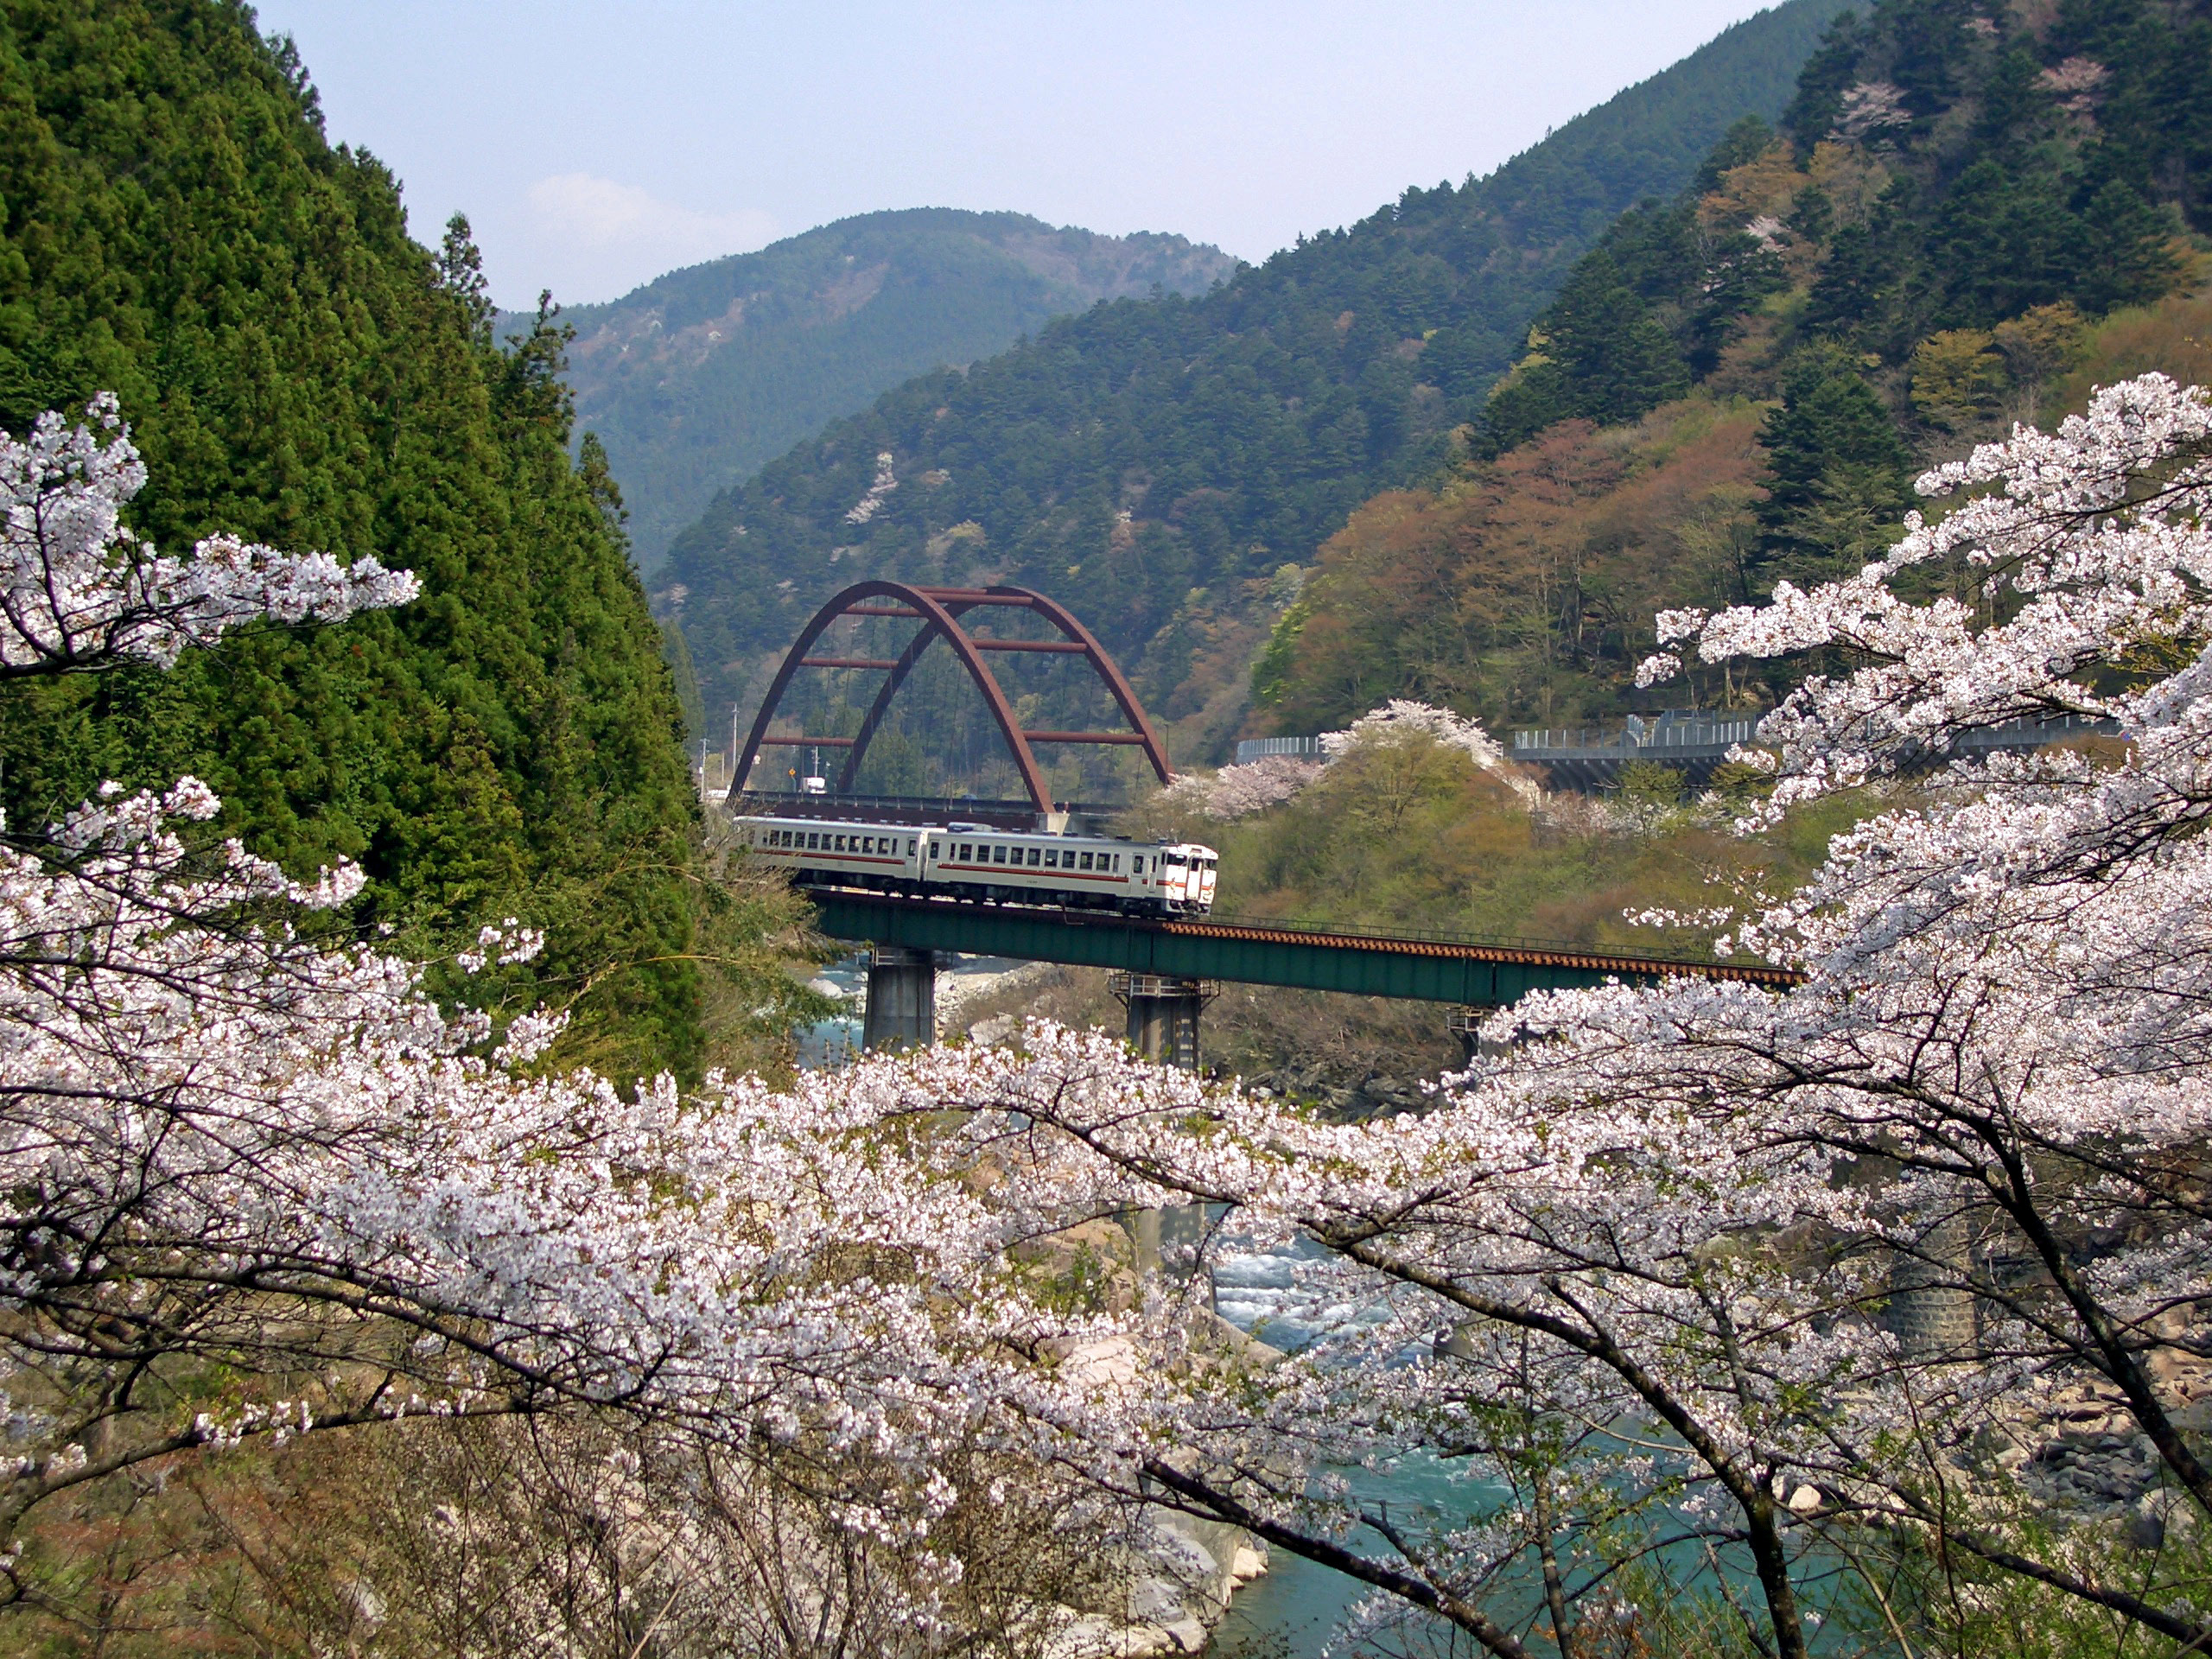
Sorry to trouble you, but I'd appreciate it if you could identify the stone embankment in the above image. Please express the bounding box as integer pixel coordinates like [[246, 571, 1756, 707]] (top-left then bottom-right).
[[1030, 1334, 1271, 1657], [1249, 1061, 1432, 1119]]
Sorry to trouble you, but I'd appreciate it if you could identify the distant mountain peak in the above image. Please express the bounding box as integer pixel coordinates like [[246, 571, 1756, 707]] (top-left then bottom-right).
[[507, 209, 1235, 568]]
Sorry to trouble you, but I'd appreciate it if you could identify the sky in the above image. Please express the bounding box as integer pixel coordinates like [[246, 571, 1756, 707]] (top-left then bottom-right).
[[251, 1, 1789, 311]]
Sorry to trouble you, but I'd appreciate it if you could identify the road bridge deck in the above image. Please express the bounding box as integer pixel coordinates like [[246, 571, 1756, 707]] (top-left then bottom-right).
[[808, 891, 1801, 1006]]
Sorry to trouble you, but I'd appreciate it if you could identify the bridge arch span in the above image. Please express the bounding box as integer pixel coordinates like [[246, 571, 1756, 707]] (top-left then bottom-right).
[[733, 582, 1171, 813]]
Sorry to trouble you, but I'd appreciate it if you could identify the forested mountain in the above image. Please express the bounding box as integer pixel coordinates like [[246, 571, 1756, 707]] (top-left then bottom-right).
[[527, 212, 1236, 571], [0, 1, 722, 1078], [662, 0, 1852, 769], [1258, 0, 2212, 737]]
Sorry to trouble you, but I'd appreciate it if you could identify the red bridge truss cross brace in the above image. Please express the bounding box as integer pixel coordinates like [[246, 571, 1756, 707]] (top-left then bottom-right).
[[734, 582, 1173, 813]]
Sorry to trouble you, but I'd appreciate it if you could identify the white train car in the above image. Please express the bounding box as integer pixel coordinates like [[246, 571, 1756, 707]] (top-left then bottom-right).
[[739, 817, 1219, 917]]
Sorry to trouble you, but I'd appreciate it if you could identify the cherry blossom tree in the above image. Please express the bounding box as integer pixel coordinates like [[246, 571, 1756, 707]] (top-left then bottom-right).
[[1163, 698, 1528, 822], [0, 403, 1182, 1621], [927, 377, 2212, 1656], [27, 376, 2212, 1654]]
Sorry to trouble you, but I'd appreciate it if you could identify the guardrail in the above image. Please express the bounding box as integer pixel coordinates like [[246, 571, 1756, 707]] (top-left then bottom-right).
[[1513, 715, 1760, 756], [1233, 736, 1325, 763]]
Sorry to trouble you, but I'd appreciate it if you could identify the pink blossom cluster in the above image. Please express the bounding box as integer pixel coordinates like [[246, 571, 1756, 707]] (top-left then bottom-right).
[[0, 395, 416, 677], [843, 450, 899, 525], [1166, 700, 1513, 821], [1159, 753, 1322, 820], [20, 380, 2212, 1651]]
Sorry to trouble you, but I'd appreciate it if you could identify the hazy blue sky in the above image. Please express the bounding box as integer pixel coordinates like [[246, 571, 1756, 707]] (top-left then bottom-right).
[[251, 2, 1787, 309]]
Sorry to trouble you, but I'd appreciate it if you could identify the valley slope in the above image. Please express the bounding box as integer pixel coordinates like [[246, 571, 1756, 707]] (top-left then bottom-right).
[[523, 211, 1236, 570], [659, 0, 1853, 770]]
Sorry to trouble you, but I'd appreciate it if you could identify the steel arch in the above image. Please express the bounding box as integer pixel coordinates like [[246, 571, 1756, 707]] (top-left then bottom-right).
[[733, 582, 1172, 814]]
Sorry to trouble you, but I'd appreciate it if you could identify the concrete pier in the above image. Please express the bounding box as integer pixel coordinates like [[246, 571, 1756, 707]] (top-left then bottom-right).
[[1114, 973, 1212, 1071], [861, 945, 938, 1051]]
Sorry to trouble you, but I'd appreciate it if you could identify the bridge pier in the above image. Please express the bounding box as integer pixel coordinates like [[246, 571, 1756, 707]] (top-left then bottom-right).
[[1113, 973, 1213, 1071], [861, 945, 938, 1052]]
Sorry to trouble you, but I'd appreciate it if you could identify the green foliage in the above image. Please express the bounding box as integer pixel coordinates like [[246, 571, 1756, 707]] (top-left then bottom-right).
[[661, 0, 1852, 754], [1265, 0, 2209, 738], [1616, 759, 1688, 810], [1482, 250, 1695, 451], [529, 209, 1239, 571], [1757, 344, 1916, 575], [0, 1, 723, 1079], [1790, 3, 2197, 355], [1145, 729, 1878, 960]]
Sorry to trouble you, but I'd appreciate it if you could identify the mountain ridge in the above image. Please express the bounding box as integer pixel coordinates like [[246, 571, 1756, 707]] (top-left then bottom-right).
[[1258, 0, 2212, 740], [510, 209, 1236, 569], [659, 0, 1853, 773]]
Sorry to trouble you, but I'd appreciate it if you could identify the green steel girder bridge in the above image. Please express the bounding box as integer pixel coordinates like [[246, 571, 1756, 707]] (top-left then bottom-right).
[[811, 891, 1802, 1063]]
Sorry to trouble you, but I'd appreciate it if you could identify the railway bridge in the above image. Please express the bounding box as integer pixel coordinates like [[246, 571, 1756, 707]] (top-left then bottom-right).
[[808, 890, 1800, 1064], [728, 584, 1801, 1065]]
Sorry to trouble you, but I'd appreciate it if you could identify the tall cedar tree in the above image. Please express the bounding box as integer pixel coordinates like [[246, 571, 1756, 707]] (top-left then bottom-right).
[[0, 2, 708, 1079]]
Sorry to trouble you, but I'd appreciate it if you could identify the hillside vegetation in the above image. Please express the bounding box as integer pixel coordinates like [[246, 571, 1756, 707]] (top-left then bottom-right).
[[661, 0, 1852, 768], [527, 210, 1235, 572], [0, 1, 792, 1079], [1261, 0, 2212, 733]]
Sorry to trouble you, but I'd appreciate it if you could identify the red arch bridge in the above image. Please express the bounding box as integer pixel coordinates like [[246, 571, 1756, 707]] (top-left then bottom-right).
[[724, 582, 1801, 1063]]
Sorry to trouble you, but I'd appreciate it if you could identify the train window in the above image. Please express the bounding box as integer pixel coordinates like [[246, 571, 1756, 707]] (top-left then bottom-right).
[[1078, 851, 1094, 870], [959, 843, 971, 861], [928, 842, 939, 861], [1133, 856, 1144, 874], [1027, 847, 1041, 866], [1111, 855, 1121, 872], [1042, 849, 1057, 868], [907, 839, 917, 855], [992, 844, 1007, 864]]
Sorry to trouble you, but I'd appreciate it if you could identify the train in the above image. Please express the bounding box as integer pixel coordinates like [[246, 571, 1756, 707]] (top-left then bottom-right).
[[737, 817, 1221, 917]]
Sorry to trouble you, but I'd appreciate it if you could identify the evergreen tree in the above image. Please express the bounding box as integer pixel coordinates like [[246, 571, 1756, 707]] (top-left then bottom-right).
[[0, 1, 719, 1079], [1482, 252, 1692, 450], [1757, 346, 1916, 578]]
